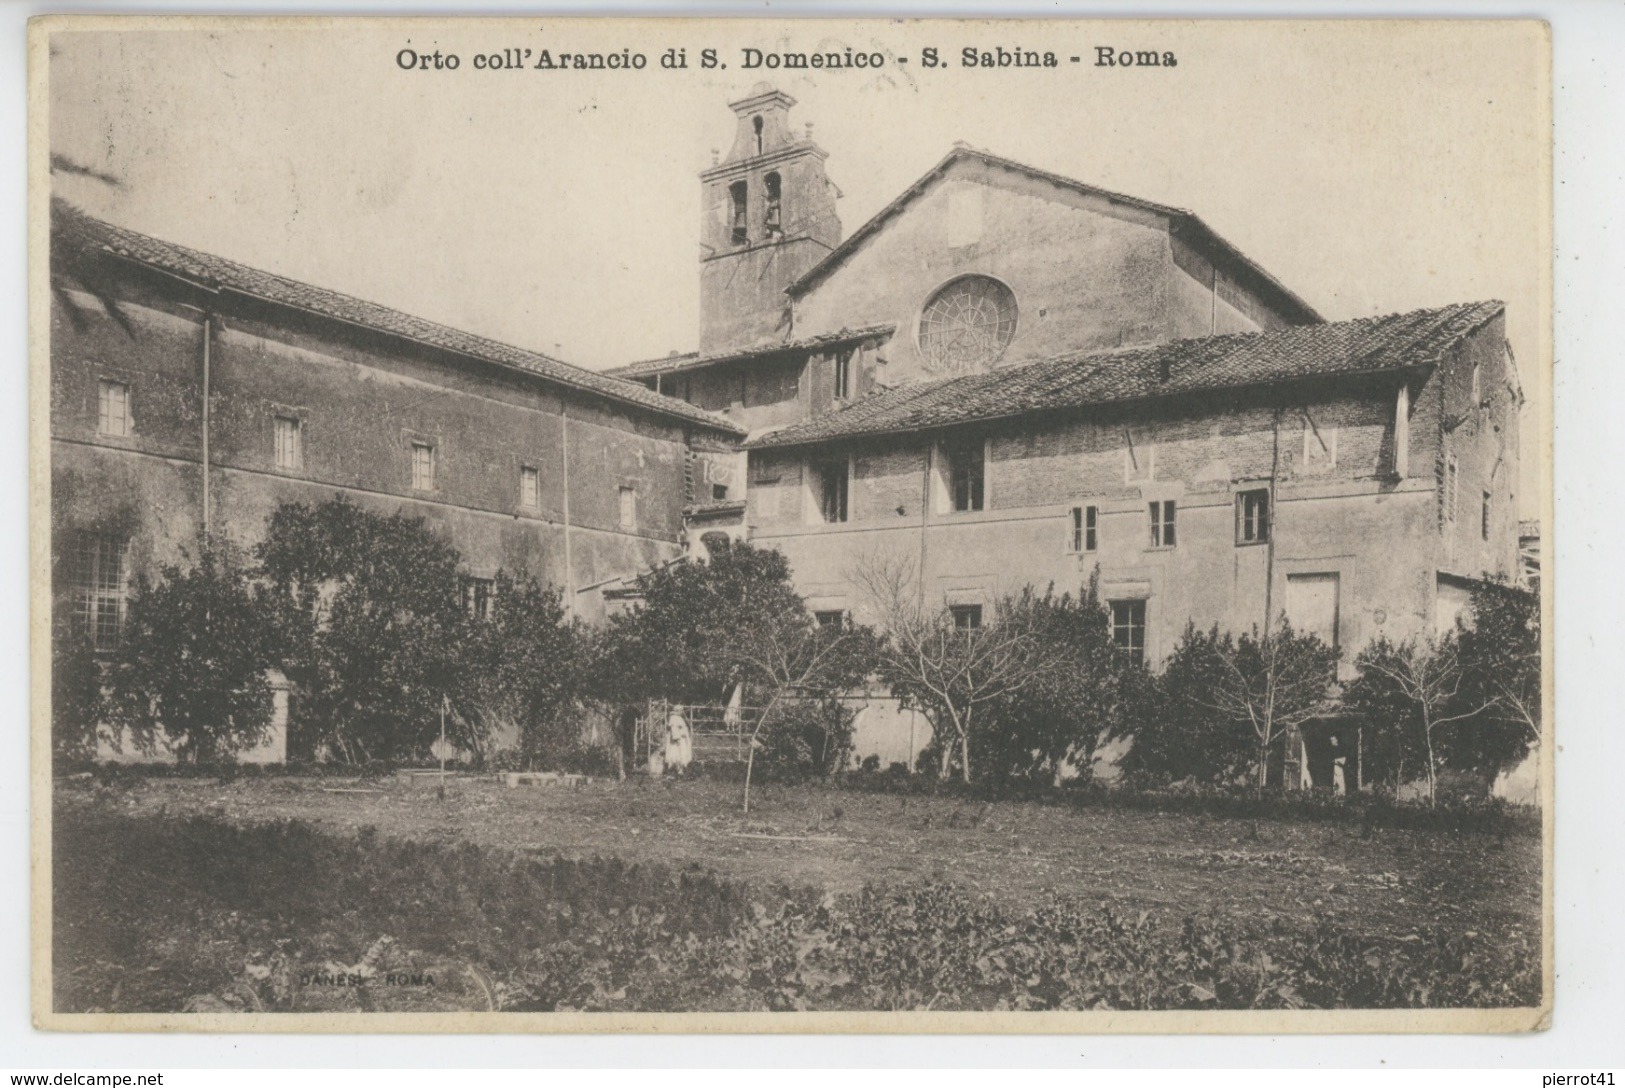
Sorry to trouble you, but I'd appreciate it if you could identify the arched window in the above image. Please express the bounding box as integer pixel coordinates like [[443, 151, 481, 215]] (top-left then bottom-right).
[[917, 275, 1018, 375], [763, 172, 782, 237], [753, 115, 764, 155], [729, 181, 748, 246]]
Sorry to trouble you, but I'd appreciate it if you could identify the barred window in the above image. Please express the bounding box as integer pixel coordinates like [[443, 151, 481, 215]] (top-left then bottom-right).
[[949, 604, 983, 630], [69, 531, 128, 649]]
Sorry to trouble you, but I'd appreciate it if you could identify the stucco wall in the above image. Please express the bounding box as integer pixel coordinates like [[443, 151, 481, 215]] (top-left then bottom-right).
[[788, 160, 1298, 387], [749, 373, 1460, 672], [1429, 313, 1520, 582], [50, 281, 696, 626]]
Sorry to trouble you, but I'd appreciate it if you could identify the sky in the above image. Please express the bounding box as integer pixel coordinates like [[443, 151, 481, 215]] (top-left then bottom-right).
[[46, 19, 1548, 506]]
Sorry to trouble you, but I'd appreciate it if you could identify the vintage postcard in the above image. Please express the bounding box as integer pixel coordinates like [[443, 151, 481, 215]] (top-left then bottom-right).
[[30, 16, 1553, 1032]]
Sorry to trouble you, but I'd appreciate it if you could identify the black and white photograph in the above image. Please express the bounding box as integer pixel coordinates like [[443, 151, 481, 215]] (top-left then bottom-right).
[[31, 16, 1552, 1032]]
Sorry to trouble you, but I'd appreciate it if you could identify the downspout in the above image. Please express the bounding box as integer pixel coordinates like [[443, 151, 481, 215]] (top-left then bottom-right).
[[1264, 404, 1280, 634], [918, 441, 933, 615], [1264, 403, 1284, 789], [201, 313, 213, 542], [561, 401, 574, 621]]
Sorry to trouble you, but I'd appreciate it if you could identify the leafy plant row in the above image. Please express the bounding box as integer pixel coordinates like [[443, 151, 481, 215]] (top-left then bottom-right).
[[53, 809, 1540, 1014]]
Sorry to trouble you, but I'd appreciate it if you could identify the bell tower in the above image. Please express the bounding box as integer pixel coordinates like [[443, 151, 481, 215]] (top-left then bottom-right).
[[699, 84, 841, 353]]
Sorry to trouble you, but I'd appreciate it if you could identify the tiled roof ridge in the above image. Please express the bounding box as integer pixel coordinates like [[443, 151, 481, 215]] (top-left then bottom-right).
[[52, 198, 746, 436], [746, 300, 1504, 450], [606, 322, 898, 380]]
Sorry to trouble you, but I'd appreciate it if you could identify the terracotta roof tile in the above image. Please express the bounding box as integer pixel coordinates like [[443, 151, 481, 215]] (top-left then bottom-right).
[[605, 324, 895, 380], [53, 200, 745, 436], [746, 301, 1504, 450]]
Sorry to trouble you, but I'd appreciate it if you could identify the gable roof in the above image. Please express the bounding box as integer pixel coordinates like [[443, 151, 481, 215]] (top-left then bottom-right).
[[746, 301, 1503, 450], [785, 145, 1324, 326], [605, 323, 896, 381], [52, 200, 746, 437]]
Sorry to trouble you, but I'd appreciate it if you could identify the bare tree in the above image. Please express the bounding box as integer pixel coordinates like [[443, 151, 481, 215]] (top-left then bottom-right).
[[1189, 621, 1340, 791], [851, 552, 1059, 783], [728, 612, 874, 813], [1352, 633, 1494, 804]]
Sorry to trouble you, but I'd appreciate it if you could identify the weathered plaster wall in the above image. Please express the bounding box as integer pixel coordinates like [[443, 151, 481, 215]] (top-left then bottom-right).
[[50, 281, 697, 627], [788, 161, 1298, 387], [1429, 312, 1520, 583], [749, 372, 1463, 672]]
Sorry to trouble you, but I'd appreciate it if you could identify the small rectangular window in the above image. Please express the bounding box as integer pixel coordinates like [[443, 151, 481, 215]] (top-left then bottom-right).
[[69, 531, 128, 649], [948, 443, 984, 513], [711, 483, 730, 501], [1445, 456, 1459, 524], [833, 350, 853, 401], [1149, 500, 1177, 548], [949, 604, 983, 630], [410, 442, 436, 491], [814, 609, 847, 629], [1070, 505, 1098, 553], [1109, 600, 1146, 664], [97, 379, 131, 437], [1482, 491, 1492, 541], [520, 466, 540, 509], [460, 576, 494, 622], [1236, 489, 1269, 545], [274, 416, 302, 471], [619, 486, 637, 530], [816, 460, 848, 524]]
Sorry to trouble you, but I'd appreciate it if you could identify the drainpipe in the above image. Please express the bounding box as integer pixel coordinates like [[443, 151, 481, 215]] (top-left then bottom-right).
[[201, 314, 213, 542], [561, 401, 574, 620], [1264, 405, 1280, 635], [918, 442, 933, 615]]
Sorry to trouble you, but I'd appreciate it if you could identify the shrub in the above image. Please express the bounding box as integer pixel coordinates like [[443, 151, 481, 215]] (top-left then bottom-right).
[[257, 497, 468, 764], [102, 545, 275, 763], [975, 575, 1149, 787], [450, 572, 582, 770], [52, 625, 104, 771], [1126, 621, 1338, 789]]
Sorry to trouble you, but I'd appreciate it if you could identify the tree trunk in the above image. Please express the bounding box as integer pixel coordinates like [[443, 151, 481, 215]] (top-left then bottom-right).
[[1423, 714, 1438, 807], [742, 747, 757, 814], [938, 739, 952, 780], [959, 729, 972, 785]]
